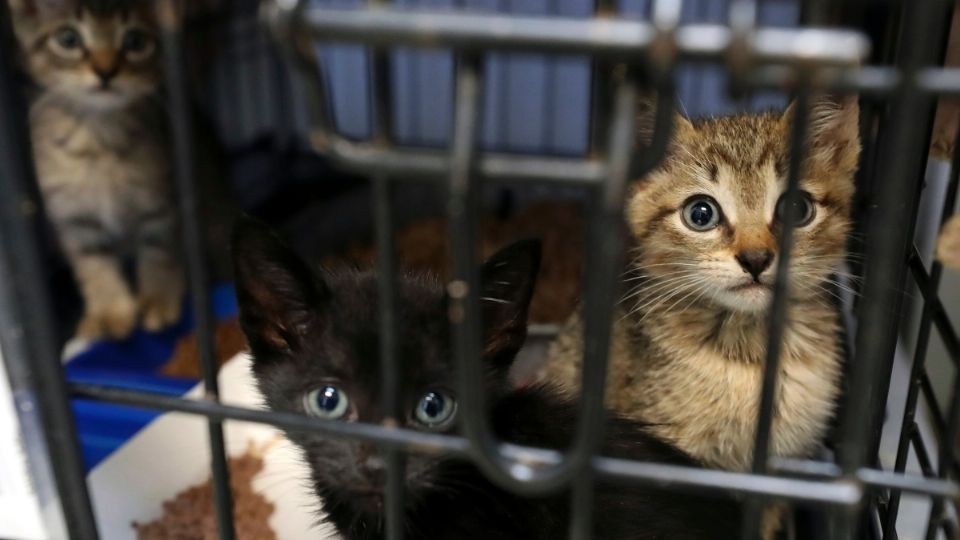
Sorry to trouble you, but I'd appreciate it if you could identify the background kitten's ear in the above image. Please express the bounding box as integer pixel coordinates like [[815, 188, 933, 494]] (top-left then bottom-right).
[[231, 216, 328, 358], [479, 239, 542, 367], [636, 91, 694, 147], [9, 0, 72, 18], [782, 94, 860, 173]]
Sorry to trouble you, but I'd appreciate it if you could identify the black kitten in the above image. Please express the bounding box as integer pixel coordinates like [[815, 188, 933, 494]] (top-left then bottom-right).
[[232, 217, 741, 540]]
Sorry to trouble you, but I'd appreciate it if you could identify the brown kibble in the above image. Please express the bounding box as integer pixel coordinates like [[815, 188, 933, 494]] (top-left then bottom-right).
[[324, 201, 585, 325], [133, 447, 277, 540], [160, 319, 249, 379]]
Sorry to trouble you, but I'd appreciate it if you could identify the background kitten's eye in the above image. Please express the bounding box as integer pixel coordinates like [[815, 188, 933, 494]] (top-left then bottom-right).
[[414, 390, 457, 427], [681, 196, 721, 231], [304, 385, 350, 420], [52, 27, 83, 51], [775, 191, 816, 227], [122, 29, 154, 58]]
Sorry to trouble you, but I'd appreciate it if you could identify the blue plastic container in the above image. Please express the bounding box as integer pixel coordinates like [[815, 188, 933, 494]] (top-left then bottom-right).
[[67, 284, 238, 472]]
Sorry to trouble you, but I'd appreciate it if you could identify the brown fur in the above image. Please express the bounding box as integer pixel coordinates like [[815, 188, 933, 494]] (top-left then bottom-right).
[[544, 95, 860, 473], [14, 0, 184, 339], [939, 213, 960, 270], [931, 3, 960, 161]]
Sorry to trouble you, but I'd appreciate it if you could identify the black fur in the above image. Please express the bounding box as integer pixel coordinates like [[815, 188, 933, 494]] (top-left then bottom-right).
[[232, 217, 741, 540]]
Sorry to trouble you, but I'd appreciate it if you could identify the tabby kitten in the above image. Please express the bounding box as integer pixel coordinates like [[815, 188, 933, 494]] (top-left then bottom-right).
[[545, 96, 860, 472], [233, 217, 741, 540], [13, 0, 182, 339]]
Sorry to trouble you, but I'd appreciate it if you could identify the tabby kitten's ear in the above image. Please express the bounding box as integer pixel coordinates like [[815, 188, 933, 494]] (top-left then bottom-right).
[[782, 94, 860, 174], [636, 91, 695, 147], [478, 239, 542, 368], [232, 216, 328, 359]]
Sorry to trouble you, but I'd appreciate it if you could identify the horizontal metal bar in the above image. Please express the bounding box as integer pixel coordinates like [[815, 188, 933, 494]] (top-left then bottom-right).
[[771, 461, 960, 500], [74, 381, 472, 452], [593, 458, 862, 507], [71, 382, 960, 504], [917, 67, 960, 97], [273, 3, 868, 65], [528, 323, 561, 337], [310, 134, 608, 184]]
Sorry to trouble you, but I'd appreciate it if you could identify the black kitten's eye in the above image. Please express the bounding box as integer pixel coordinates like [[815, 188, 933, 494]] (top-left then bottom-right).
[[775, 191, 816, 227], [304, 385, 350, 420], [122, 29, 154, 56], [414, 390, 457, 427], [681, 196, 721, 231], [53, 27, 83, 50]]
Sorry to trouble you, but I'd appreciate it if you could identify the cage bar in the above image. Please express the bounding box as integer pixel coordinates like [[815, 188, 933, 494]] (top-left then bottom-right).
[[568, 65, 639, 539], [0, 6, 98, 537], [155, 2, 236, 538], [0, 0, 958, 537], [884, 94, 960, 537]]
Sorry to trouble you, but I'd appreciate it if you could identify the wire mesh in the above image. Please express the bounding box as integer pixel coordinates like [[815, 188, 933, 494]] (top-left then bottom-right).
[[0, 0, 958, 539]]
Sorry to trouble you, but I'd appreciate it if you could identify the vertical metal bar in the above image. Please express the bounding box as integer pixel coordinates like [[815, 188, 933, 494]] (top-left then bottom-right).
[[568, 65, 638, 540], [374, 175, 405, 540], [740, 81, 811, 540], [884, 102, 960, 538], [264, 0, 338, 149], [155, 3, 236, 539], [0, 5, 98, 537], [837, 1, 951, 538], [926, 369, 960, 540], [368, 4, 405, 533], [446, 51, 491, 475], [587, 0, 615, 157], [447, 52, 583, 494]]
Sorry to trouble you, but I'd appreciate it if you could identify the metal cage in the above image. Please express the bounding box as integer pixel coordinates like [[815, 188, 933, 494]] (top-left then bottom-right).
[[0, 0, 959, 538]]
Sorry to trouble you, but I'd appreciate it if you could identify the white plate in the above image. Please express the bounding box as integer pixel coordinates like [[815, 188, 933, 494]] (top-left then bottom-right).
[[87, 353, 338, 540]]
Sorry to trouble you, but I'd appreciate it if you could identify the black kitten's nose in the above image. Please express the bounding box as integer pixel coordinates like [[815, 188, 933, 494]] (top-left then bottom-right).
[[736, 249, 774, 280], [357, 453, 387, 486]]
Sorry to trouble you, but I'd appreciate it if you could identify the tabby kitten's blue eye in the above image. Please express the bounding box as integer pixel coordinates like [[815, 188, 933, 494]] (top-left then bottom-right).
[[54, 27, 83, 50], [304, 385, 350, 420], [682, 196, 721, 231], [414, 390, 457, 427]]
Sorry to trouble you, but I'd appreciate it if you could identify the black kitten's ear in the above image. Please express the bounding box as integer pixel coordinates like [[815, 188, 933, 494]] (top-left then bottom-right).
[[479, 239, 542, 367], [231, 216, 328, 358]]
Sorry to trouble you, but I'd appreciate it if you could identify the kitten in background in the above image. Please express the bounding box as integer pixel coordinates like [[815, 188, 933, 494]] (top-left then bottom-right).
[[545, 94, 860, 473], [928, 2, 960, 271], [11, 0, 232, 340], [939, 214, 960, 269], [232, 217, 741, 540]]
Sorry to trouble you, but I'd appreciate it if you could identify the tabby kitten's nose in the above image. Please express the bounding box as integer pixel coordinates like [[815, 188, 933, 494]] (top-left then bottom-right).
[[736, 249, 773, 280], [93, 67, 117, 87]]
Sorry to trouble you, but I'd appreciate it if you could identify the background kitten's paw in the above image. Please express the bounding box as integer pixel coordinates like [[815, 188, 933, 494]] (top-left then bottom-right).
[[76, 297, 138, 340], [937, 213, 960, 269], [140, 295, 183, 332]]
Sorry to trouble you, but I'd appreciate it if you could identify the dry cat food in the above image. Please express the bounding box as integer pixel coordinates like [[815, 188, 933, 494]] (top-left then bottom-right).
[[331, 200, 585, 324], [133, 446, 276, 540], [161, 319, 248, 379]]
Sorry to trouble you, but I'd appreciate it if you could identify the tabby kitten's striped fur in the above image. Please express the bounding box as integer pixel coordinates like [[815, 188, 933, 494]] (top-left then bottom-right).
[[13, 0, 182, 339], [544, 96, 860, 472]]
